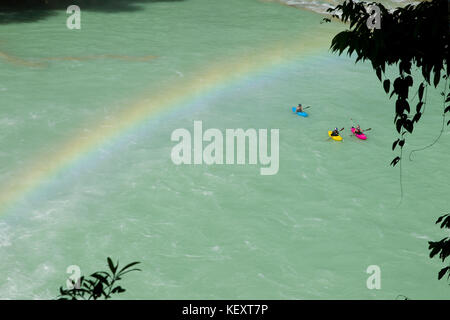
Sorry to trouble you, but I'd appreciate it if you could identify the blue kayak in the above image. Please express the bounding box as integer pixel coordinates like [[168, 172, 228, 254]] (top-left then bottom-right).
[[292, 107, 308, 117]]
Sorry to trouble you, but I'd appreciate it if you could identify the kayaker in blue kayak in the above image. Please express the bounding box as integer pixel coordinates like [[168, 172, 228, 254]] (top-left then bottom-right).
[[295, 104, 304, 113]]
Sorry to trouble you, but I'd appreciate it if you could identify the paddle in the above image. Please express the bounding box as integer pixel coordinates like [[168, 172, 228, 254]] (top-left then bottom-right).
[[294, 106, 311, 112]]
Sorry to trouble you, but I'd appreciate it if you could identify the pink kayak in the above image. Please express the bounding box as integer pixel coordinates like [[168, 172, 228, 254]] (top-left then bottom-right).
[[352, 127, 367, 140]]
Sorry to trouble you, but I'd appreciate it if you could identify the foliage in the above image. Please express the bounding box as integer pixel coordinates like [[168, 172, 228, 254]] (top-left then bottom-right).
[[429, 214, 450, 282], [57, 257, 141, 300], [325, 0, 449, 168], [325, 0, 450, 286]]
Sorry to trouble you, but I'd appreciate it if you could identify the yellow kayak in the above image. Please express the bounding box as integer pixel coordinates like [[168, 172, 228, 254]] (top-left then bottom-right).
[[328, 131, 343, 141]]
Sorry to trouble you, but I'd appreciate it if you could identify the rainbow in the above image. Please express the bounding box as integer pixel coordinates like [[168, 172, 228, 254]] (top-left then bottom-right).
[[0, 35, 330, 216]]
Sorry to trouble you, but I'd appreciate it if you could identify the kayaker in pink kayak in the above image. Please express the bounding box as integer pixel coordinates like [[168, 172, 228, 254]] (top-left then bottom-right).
[[354, 125, 363, 134], [351, 125, 368, 140]]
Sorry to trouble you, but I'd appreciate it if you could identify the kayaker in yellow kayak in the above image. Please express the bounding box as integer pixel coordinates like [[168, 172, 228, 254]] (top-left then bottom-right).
[[331, 127, 340, 136]]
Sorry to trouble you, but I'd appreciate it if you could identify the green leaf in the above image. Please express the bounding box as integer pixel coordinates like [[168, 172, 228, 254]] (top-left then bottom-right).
[[415, 101, 424, 113], [395, 118, 403, 133], [404, 120, 413, 133], [428, 242, 440, 258], [433, 68, 441, 87], [107, 257, 117, 275], [383, 79, 390, 93], [418, 83, 425, 100], [390, 156, 401, 167], [392, 139, 399, 151], [118, 268, 142, 277], [436, 214, 450, 228], [376, 67, 382, 81], [118, 261, 141, 276], [436, 215, 446, 224], [405, 76, 413, 88], [438, 266, 450, 280]]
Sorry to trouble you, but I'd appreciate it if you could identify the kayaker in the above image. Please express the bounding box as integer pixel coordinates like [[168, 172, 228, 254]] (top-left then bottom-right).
[[296, 104, 303, 113], [331, 127, 340, 136], [354, 125, 363, 135]]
